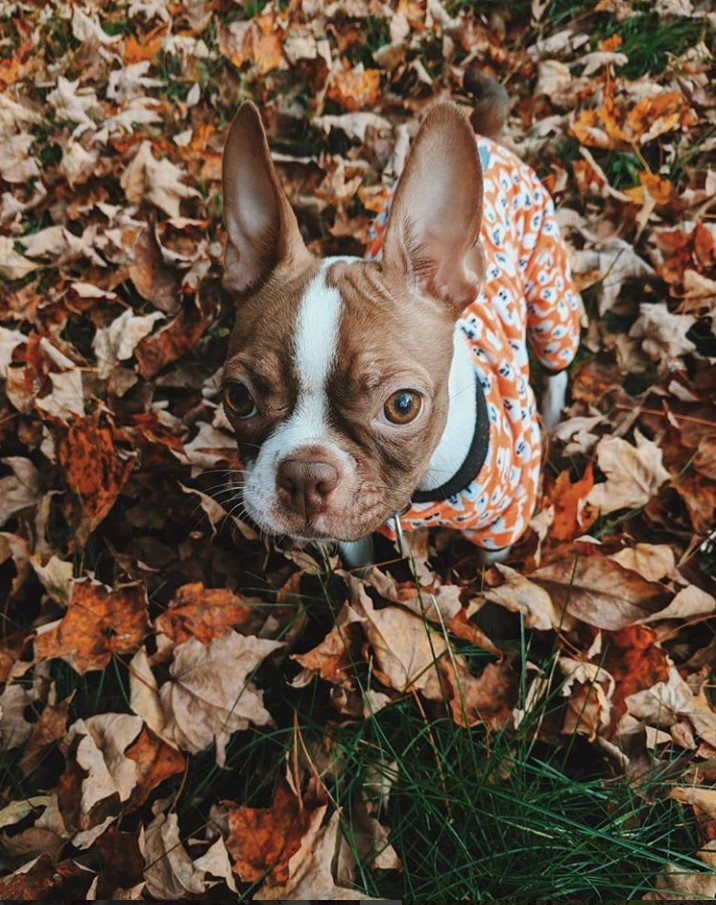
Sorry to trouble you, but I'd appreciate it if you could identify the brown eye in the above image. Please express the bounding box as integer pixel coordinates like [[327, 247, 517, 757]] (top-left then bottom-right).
[[224, 381, 257, 419], [383, 390, 422, 425]]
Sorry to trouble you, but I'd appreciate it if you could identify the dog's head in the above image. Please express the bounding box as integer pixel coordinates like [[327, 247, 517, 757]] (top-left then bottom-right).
[[220, 102, 484, 542]]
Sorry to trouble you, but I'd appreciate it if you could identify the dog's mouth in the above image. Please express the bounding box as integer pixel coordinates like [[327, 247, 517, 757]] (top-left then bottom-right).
[[243, 494, 409, 544]]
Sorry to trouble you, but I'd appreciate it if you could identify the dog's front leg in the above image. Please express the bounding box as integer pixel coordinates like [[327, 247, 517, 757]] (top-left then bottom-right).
[[338, 536, 375, 572], [540, 370, 569, 432]]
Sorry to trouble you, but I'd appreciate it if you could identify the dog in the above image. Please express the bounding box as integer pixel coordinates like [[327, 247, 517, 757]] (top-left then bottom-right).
[[219, 85, 580, 566]]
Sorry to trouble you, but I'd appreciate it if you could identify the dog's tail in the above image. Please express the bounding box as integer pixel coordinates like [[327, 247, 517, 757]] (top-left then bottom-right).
[[463, 67, 509, 141]]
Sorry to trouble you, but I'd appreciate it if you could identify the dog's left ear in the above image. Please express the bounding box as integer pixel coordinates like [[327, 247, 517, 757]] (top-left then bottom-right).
[[222, 102, 311, 295], [381, 103, 484, 316]]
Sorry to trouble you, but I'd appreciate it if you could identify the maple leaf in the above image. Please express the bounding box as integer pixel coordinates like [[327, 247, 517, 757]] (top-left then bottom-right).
[[529, 552, 669, 630], [57, 714, 143, 848], [141, 811, 230, 898], [155, 582, 264, 646], [224, 782, 316, 884], [55, 412, 135, 543], [587, 430, 671, 514], [137, 631, 284, 766], [121, 141, 200, 218], [34, 579, 150, 674], [256, 808, 369, 900]]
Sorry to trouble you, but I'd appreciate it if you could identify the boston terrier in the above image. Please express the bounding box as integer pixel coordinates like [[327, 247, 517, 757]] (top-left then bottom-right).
[[219, 87, 580, 566]]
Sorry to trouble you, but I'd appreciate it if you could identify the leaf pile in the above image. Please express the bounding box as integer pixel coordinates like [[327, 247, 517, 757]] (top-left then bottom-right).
[[1, 0, 716, 898]]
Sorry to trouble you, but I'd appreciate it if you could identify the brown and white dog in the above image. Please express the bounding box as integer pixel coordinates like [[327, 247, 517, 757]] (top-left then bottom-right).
[[219, 92, 579, 565]]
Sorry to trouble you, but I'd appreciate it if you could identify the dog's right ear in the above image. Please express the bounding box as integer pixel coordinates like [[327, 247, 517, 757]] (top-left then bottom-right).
[[222, 103, 310, 294]]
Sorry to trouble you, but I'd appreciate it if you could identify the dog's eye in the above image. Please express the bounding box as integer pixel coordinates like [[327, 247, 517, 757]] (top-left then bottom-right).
[[383, 390, 422, 425], [223, 381, 257, 419]]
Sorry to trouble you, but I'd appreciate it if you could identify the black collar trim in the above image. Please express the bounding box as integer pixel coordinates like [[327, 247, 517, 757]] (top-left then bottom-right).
[[411, 374, 489, 504]]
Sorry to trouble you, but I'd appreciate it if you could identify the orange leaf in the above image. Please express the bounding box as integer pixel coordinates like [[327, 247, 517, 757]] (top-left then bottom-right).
[[550, 463, 597, 541], [292, 622, 360, 684], [125, 726, 185, 810], [625, 90, 694, 142], [598, 34, 622, 52], [639, 171, 673, 205], [56, 413, 135, 539], [155, 582, 260, 645], [34, 579, 150, 674], [327, 64, 381, 112], [248, 15, 285, 74], [224, 783, 313, 883], [602, 625, 670, 724], [124, 33, 164, 64]]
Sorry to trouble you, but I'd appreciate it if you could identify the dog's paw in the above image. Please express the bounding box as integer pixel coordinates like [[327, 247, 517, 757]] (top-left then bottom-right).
[[540, 370, 568, 432]]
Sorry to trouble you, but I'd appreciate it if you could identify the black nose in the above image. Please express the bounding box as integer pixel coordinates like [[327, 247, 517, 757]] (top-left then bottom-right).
[[276, 458, 340, 519]]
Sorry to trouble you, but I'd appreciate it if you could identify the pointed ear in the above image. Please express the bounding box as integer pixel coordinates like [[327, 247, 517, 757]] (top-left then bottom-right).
[[381, 104, 484, 316], [222, 102, 310, 294]]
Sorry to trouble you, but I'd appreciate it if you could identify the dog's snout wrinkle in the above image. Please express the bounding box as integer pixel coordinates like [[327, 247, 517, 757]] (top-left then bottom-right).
[[277, 457, 340, 518]]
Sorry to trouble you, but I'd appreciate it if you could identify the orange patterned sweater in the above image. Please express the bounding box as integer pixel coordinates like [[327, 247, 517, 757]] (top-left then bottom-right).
[[365, 137, 581, 551]]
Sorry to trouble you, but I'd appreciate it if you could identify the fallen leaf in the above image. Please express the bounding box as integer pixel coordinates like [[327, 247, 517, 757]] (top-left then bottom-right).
[[121, 141, 200, 217], [587, 431, 671, 514], [141, 811, 211, 898], [639, 584, 716, 623], [0, 456, 42, 528], [155, 582, 262, 646], [629, 303, 696, 369], [224, 782, 315, 883], [626, 665, 716, 748], [57, 714, 142, 847], [530, 552, 669, 629], [548, 463, 597, 541], [34, 579, 150, 674], [158, 631, 283, 765], [257, 808, 368, 899], [610, 543, 675, 582], [124, 725, 185, 810], [55, 413, 135, 543], [484, 564, 564, 630]]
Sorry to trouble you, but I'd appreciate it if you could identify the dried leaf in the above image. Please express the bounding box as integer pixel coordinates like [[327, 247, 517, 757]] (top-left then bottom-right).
[[224, 783, 315, 883], [158, 631, 283, 765], [530, 553, 669, 629], [587, 431, 670, 514], [34, 579, 150, 674]]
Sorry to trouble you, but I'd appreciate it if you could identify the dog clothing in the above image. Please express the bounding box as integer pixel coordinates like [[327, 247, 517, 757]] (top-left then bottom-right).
[[364, 137, 581, 550]]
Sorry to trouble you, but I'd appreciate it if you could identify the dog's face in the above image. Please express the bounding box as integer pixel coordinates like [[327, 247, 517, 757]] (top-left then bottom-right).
[[220, 103, 484, 542]]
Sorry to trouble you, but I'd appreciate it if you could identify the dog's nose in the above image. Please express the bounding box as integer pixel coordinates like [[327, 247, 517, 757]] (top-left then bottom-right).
[[276, 458, 340, 518]]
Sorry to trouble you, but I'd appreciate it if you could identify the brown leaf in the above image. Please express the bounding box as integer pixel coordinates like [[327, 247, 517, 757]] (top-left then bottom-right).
[[674, 469, 716, 534], [224, 782, 314, 883], [18, 693, 72, 776], [57, 714, 142, 847], [292, 618, 361, 686], [155, 582, 262, 645], [256, 807, 367, 900], [128, 225, 182, 314], [94, 824, 145, 895], [602, 626, 671, 725], [530, 552, 669, 629], [440, 659, 517, 730], [158, 631, 283, 765], [0, 854, 94, 900], [134, 294, 212, 379], [587, 431, 670, 515], [55, 413, 135, 543], [34, 579, 150, 674], [124, 725, 185, 811], [327, 62, 381, 111]]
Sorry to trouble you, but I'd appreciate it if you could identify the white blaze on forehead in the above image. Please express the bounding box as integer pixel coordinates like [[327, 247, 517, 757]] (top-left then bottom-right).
[[292, 261, 343, 425], [241, 259, 354, 529]]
